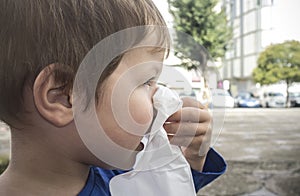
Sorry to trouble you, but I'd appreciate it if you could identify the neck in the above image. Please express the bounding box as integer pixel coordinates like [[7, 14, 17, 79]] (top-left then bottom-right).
[[1, 128, 90, 196]]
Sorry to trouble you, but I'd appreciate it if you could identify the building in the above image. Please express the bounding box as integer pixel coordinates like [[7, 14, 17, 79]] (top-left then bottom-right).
[[221, 0, 300, 95]]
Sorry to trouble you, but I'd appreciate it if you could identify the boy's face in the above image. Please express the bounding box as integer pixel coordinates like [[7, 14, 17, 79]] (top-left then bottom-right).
[[97, 47, 164, 152]]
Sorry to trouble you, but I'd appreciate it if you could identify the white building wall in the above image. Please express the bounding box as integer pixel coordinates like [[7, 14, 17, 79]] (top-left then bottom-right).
[[222, 0, 300, 95], [153, 0, 300, 95], [244, 11, 256, 34]]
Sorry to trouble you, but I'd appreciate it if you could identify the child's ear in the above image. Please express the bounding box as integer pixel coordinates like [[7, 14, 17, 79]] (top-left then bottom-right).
[[33, 64, 73, 127]]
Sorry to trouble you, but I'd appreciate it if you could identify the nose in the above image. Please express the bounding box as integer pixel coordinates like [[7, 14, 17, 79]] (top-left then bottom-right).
[[151, 81, 170, 103], [150, 82, 168, 103], [150, 83, 159, 100]]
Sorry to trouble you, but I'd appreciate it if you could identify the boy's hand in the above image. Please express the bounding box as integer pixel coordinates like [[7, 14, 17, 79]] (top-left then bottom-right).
[[163, 97, 212, 171]]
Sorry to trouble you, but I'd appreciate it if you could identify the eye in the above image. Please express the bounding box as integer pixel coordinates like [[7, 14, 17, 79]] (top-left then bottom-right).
[[143, 77, 156, 87]]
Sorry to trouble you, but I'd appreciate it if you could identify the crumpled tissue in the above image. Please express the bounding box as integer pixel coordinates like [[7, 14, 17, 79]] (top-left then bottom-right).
[[110, 86, 196, 196]]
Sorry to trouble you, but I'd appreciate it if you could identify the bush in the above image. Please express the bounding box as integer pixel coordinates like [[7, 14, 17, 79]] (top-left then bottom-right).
[[0, 156, 9, 174]]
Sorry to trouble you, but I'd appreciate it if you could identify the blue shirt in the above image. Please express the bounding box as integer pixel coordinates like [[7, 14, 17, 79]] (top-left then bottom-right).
[[78, 148, 226, 196]]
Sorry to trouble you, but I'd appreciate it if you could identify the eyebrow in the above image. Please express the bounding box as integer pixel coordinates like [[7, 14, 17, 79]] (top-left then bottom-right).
[[153, 64, 162, 76], [149, 47, 169, 58], [140, 59, 162, 79]]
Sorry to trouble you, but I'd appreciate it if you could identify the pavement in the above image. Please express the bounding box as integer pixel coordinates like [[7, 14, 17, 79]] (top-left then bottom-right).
[[198, 108, 300, 196], [1, 108, 300, 195]]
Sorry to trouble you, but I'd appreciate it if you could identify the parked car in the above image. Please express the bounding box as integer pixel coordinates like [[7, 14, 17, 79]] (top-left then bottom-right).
[[211, 89, 234, 108], [234, 92, 260, 108], [260, 92, 286, 108], [289, 92, 300, 107]]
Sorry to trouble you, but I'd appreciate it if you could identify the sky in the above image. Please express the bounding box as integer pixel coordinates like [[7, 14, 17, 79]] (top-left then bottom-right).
[[271, 0, 300, 43], [153, 0, 300, 44], [152, 0, 173, 27]]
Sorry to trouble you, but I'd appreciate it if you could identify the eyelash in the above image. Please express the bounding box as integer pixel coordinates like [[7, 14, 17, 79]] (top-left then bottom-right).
[[143, 77, 156, 86]]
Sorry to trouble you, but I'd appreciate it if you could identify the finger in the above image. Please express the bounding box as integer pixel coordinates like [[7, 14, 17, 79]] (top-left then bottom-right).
[[166, 107, 211, 123], [164, 122, 210, 136], [168, 134, 210, 149], [181, 97, 206, 109], [168, 134, 211, 152], [168, 135, 197, 147]]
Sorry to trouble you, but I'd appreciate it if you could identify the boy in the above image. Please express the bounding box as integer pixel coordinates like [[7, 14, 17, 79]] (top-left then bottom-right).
[[0, 0, 226, 195]]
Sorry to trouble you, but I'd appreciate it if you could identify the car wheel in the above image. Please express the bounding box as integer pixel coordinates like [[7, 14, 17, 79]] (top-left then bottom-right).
[[266, 102, 269, 108]]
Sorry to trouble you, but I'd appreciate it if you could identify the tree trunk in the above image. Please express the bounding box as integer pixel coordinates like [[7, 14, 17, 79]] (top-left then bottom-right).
[[286, 80, 290, 108]]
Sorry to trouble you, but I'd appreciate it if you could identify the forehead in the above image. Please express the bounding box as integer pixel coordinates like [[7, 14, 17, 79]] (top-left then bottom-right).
[[120, 47, 165, 69]]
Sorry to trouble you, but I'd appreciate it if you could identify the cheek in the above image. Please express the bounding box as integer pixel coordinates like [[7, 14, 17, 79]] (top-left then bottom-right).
[[129, 90, 154, 126], [96, 88, 153, 151]]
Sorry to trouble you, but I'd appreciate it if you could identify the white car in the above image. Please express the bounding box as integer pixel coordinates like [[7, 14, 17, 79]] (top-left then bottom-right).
[[289, 92, 300, 107], [261, 92, 286, 108], [211, 89, 235, 108]]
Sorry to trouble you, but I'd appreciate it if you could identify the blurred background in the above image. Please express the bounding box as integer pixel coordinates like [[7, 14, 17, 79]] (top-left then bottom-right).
[[153, 0, 300, 195], [1, 0, 300, 195]]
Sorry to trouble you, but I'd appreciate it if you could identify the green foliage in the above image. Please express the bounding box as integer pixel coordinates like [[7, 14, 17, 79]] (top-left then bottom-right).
[[253, 40, 300, 85], [0, 156, 9, 174], [253, 40, 300, 106], [169, 0, 232, 70]]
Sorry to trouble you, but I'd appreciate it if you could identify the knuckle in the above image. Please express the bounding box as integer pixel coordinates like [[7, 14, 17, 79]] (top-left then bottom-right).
[[189, 136, 203, 147], [181, 96, 193, 104], [185, 137, 195, 146], [204, 122, 211, 132]]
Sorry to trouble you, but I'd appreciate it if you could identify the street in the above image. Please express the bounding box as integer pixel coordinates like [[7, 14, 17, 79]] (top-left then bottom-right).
[[1, 108, 300, 195], [199, 108, 300, 196]]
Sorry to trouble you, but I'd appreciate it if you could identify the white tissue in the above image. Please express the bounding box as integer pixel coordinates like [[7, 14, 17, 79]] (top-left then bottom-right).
[[110, 86, 196, 196]]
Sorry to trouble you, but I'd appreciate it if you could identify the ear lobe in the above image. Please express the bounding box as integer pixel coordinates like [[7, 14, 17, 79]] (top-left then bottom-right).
[[33, 64, 73, 127]]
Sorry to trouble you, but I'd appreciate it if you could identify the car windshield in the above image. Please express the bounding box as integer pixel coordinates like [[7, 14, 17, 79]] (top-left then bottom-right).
[[269, 92, 284, 97], [289, 92, 300, 98], [239, 93, 251, 99], [238, 92, 257, 99]]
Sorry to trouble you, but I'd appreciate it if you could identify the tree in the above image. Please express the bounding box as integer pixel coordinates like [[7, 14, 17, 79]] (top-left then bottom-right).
[[169, 0, 232, 70], [253, 40, 300, 106]]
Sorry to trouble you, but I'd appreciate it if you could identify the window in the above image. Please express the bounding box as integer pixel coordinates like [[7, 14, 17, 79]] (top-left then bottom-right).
[[257, 0, 274, 7]]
